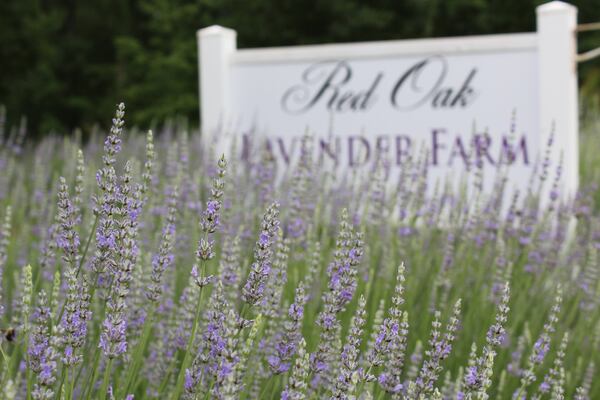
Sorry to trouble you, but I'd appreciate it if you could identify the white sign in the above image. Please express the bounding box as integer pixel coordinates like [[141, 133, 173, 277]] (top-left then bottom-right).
[[197, 1, 578, 198]]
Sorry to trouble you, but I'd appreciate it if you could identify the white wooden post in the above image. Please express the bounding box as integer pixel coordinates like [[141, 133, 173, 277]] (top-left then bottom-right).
[[536, 1, 578, 198], [197, 25, 237, 140]]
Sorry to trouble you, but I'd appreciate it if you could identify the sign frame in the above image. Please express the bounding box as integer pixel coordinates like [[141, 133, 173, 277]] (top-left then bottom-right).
[[197, 1, 578, 198]]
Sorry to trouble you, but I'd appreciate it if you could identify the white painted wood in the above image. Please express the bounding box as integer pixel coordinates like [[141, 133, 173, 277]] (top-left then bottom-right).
[[537, 1, 578, 199], [197, 25, 236, 139], [233, 33, 537, 64], [197, 1, 579, 201]]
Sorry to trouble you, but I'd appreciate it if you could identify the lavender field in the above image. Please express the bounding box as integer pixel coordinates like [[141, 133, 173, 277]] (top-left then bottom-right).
[[0, 103, 598, 400]]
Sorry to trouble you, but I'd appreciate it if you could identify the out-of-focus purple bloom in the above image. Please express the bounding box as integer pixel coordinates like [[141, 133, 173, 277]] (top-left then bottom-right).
[[56, 177, 81, 268], [102, 103, 125, 167], [409, 300, 461, 398], [242, 202, 280, 305], [99, 316, 128, 357], [58, 270, 91, 366], [466, 366, 479, 386], [100, 162, 142, 360], [333, 295, 368, 397], [533, 338, 549, 363], [29, 291, 58, 399], [519, 288, 562, 391], [0, 205, 11, 317], [146, 187, 178, 302], [191, 155, 227, 291], [312, 209, 363, 391], [268, 283, 306, 375]]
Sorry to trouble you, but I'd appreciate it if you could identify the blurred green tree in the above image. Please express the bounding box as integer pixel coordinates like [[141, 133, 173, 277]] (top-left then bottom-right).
[[0, 0, 598, 135]]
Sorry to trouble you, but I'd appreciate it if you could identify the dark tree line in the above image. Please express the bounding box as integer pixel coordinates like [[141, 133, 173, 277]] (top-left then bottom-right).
[[1, 0, 599, 136]]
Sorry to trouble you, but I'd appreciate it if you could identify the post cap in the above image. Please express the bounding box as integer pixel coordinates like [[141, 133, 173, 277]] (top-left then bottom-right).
[[536, 1, 577, 16], [197, 25, 237, 38]]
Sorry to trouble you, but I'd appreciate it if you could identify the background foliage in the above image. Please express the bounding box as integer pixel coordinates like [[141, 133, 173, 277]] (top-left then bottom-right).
[[0, 0, 599, 136]]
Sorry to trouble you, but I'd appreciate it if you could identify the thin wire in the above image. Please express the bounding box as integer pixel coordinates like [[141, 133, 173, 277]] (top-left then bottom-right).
[[577, 22, 600, 32], [577, 47, 600, 63]]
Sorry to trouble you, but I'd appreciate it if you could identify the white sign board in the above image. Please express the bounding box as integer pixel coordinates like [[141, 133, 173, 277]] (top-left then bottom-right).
[[198, 1, 578, 198]]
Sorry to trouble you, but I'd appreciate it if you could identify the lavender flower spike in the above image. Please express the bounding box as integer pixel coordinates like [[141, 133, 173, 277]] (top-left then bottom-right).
[[268, 281, 307, 374], [0, 205, 11, 317], [333, 294, 368, 399], [58, 269, 91, 366], [222, 315, 263, 399], [57, 177, 81, 269], [192, 154, 227, 288], [29, 291, 58, 400], [103, 102, 125, 167], [282, 338, 310, 400], [91, 103, 126, 277], [517, 286, 562, 395], [242, 201, 280, 305], [146, 186, 178, 302], [409, 299, 462, 398], [99, 162, 142, 359], [377, 264, 409, 395], [311, 209, 364, 392], [56, 173, 89, 367], [461, 282, 510, 398]]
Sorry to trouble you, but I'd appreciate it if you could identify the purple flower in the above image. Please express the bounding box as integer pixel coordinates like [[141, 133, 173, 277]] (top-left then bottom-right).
[[333, 296, 368, 397], [312, 209, 363, 391], [242, 202, 280, 305], [58, 270, 91, 366], [268, 355, 290, 374], [146, 187, 178, 302], [28, 291, 58, 397], [466, 366, 479, 386], [199, 157, 226, 236], [97, 232, 116, 249], [268, 283, 306, 375], [410, 301, 461, 398], [102, 103, 125, 167], [184, 369, 194, 392], [99, 316, 128, 358], [533, 337, 549, 363], [540, 379, 551, 393], [56, 177, 81, 269], [378, 374, 403, 393]]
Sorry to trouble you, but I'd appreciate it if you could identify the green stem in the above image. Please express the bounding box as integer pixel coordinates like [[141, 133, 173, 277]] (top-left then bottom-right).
[[121, 306, 156, 396], [72, 350, 88, 394], [83, 348, 102, 400], [66, 369, 75, 400], [55, 215, 98, 326], [0, 343, 15, 395], [26, 369, 33, 400], [0, 344, 9, 364], [239, 303, 250, 321], [77, 215, 98, 278], [202, 379, 216, 400], [82, 277, 106, 400], [25, 336, 32, 400], [56, 366, 67, 399], [258, 376, 274, 399], [170, 285, 205, 400], [158, 353, 179, 396], [354, 367, 374, 396], [99, 358, 113, 400], [62, 369, 71, 400], [514, 386, 526, 400], [170, 224, 213, 400], [0, 338, 22, 394], [270, 376, 281, 400]]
